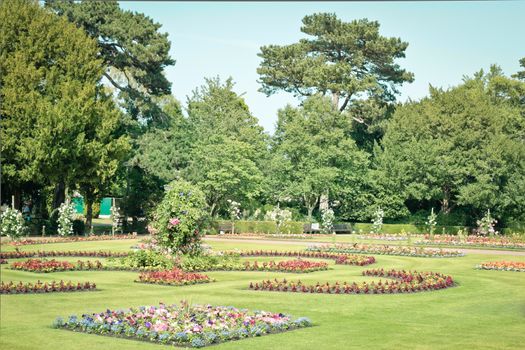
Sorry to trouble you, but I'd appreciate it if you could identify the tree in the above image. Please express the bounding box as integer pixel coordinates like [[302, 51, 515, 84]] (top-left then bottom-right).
[[182, 77, 268, 215], [185, 137, 263, 216], [270, 96, 369, 220], [1, 0, 130, 229], [513, 57, 525, 81], [257, 13, 414, 118], [45, 0, 175, 125], [374, 67, 525, 224]]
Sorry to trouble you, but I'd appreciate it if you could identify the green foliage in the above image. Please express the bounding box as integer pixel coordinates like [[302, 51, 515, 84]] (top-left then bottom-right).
[[373, 67, 525, 224], [46, 0, 174, 124], [178, 254, 242, 272], [83, 202, 100, 218], [151, 180, 208, 255], [213, 220, 304, 234], [72, 219, 85, 235], [269, 96, 369, 220], [257, 13, 413, 114], [121, 250, 174, 269]]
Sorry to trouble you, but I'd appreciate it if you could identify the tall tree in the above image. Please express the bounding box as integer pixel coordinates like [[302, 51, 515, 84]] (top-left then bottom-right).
[[1, 0, 129, 223], [270, 96, 369, 220], [257, 13, 414, 118], [45, 0, 175, 125], [374, 67, 525, 224]]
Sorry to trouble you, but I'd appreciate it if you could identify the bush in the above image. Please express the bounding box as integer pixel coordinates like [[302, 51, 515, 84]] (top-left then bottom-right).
[[151, 180, 208, 255], [0, 207, 26, 240], [72, 219, 85, 235], [122, 250, 174, 269], [212, 220, 304, 234]]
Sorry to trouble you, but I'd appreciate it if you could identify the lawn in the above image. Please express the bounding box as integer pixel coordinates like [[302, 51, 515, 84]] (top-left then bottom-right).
[[1, 239, 524, 349]]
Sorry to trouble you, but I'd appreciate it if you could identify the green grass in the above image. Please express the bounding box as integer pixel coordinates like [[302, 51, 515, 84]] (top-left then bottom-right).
[[1, 240, 524, 349]]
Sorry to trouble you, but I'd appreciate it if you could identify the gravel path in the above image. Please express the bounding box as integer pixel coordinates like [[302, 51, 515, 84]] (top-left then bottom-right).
[[204, 237, 525, 256]]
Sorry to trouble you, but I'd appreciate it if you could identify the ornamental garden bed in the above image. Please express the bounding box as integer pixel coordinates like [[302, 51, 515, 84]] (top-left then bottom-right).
[[232, 250, 376, 266], [136, 269, 213, 286], [52, 302, 312, 348], [10, 259, 105, 273], [1, 280, 97, 294], [0, 250, 128, 260], [476, 261, 525, 272], [6, 234, 140, 246], [416, 235, 525, 250], [306, 244, 464, 257], [249, 269, 455, 294]]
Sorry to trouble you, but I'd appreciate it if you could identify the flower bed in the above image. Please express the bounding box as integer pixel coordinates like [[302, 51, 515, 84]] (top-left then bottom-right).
[[6, 234, 140, 246], [306, 244, 464, 257], [417, 235, 525, 250], [0, 258, 7, 264], [242, 260, 328, 273], [136, 269, 213, 286], [358, 233, 409, 241], [53, 301, 312, 348], [476, 261, 525, 272], [231, 250, 376, 266], [249, 269, 454, 294], [0, 250, 128, 260], [213, 233, 314, 240], [1, 280, 97, 294], [10, 259, 104, 273]]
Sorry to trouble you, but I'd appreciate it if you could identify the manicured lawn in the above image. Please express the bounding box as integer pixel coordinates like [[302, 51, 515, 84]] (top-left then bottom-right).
[[1, 240, 524, 349]]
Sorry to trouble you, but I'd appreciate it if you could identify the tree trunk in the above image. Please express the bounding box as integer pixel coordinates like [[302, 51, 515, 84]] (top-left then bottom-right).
[[13, 188, 22, 210], [441, 186, 451, 214], [86, 199, 93, 235], [307, 206, 314, 222], [52, 181, 66, 209]]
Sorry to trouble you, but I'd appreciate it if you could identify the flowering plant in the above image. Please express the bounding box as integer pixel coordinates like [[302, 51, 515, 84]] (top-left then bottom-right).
[[57, 201, 76, 236], [7, 234, 138, 246], [110, 205, 122, 234], [476, 261, 525, 272], [231, 250, 376, 266], [264, 206, 292, 234], [249, 269, 454, 295], [151, 180, 208, 256], [0, 207, 26, 240], [370, 207, 384, 234], [358, 233, 408, 241], [10, 259, 104, 273], [1, 280, 96, 294], [53, 301, 312, 348], [242, 259, 328, 273], [426, 208, 437, 237], [417, 234, 525, 249], [0, 250, 127, 260], [307, 243, 464, 258], [137, 269, 213, 285], [476, 210, 498, 236], [320, 207, 335, 234]]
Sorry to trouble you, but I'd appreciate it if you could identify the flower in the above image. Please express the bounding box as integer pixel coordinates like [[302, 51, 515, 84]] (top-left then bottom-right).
[[169, 218, 181, 227]]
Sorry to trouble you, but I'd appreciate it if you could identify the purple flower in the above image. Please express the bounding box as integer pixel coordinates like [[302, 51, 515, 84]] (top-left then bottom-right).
[[145, 321, 152, 329]]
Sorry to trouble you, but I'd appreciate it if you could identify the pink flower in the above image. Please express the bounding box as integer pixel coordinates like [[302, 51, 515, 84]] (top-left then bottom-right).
[[169, 218, 180, 227]]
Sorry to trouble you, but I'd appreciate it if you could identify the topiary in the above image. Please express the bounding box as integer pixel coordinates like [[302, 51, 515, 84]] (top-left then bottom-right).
[[151, 180, 208, 256]]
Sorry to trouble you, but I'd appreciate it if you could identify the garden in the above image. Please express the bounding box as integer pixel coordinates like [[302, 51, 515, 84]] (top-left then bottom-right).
[[1, 180, 525, 349], [2, 1, 525, 349]]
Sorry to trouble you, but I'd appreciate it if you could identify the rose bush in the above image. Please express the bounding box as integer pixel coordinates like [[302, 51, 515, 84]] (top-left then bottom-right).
[[151, 180, 208, 255]]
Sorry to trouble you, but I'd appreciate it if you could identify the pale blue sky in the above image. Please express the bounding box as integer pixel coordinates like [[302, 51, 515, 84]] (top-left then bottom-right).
[[120, 1, 524, 133]]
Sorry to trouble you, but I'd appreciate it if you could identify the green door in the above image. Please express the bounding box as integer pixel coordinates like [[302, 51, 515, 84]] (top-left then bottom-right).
[[99, 197, 112, 217]]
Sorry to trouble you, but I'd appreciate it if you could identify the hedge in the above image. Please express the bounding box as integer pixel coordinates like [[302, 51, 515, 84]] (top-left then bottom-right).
[[352, 223, 471, 235], [211, 220, 304, 234]]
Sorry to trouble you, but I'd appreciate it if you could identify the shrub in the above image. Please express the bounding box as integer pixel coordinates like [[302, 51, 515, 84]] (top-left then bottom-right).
[[0, 207, 26, 240], [122, 250, 174, 269], [72, 219, 85, 235], [151, 180, 208, 255], [57, 201, 75, 236]]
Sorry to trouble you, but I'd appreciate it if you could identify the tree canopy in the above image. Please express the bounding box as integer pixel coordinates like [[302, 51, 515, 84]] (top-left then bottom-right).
[[257, 13, 414, 115]]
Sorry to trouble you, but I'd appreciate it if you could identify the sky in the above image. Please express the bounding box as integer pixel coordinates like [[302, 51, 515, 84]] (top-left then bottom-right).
[[120, 1, 525, 133]]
